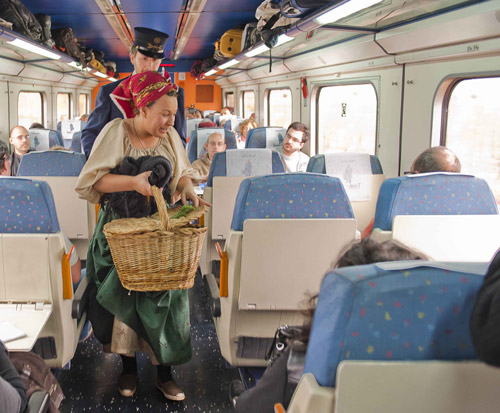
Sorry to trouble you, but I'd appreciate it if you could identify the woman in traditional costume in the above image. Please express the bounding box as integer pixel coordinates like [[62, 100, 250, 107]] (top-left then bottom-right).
[[76, 71, 206, 401]]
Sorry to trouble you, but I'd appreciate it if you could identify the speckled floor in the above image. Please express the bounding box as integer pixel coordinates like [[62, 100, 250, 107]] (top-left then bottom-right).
[[57, 273, 239, 412]]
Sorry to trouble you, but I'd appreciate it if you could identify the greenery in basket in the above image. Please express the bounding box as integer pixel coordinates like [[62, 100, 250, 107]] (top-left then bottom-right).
[[171, 204, 196, 219]]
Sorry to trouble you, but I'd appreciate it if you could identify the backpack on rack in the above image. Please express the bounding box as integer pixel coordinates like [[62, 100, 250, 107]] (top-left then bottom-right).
[[279, 0, 335, 18], [52, 27, 85, 65], [215, 28, 243, 58], [9, 351, 65, 413], [241, 22, 263, 52], [35, 14, 54, 47], [0, 0, 42, 42]]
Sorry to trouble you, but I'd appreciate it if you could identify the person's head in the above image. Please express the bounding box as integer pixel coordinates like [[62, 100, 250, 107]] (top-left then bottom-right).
[[29, 122, 44, 129], [195, 109, 203, 119], [0, 140, 10, 176], [221, 106, 233, 116], [129, 27, 168, 74], [50, 145, 66, 151], [9, 126, 30, 156], [239, 119, 258, 140], [283, 122, 309, 156], [186, 107, 197, 120], [410, 146, 461, 174], [80, 114, 89, 122], [111, 71, 179, 139], [205, 132, 226, 160]]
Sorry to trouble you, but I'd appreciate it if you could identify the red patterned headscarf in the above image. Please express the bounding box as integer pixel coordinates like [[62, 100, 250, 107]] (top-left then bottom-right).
[[110, 71, 179, 119]]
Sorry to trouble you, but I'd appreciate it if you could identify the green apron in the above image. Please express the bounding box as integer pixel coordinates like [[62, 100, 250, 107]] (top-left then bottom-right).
[[86, 210, 192, 365]]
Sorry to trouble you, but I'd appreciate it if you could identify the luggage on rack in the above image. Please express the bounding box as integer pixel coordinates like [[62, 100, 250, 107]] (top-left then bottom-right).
[[215, 28, 243, 58], [35, 14, 54, 47], [0, 0, 42, 42], [241, 22, 263, 51], [52, 27, 85, 65]]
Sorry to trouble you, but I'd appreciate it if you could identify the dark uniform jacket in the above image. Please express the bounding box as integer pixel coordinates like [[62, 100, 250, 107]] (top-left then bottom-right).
[[81, 76, 186, 158]]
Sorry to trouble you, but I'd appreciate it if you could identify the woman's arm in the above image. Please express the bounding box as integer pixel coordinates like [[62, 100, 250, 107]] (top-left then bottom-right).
[[94, 170, 153, 196]]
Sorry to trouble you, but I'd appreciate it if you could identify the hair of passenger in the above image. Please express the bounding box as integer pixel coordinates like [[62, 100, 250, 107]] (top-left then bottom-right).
[[287, 122, 310, 144], [0, 140, 9, 170], [207, 132, 224, 143], [294, 238, 426, 349], [412, 146, 461, 173], [239, 118, 258, 134], [10, 125, 27, 138], [221, 106, 234, 114], [29, 122, 44, 129]]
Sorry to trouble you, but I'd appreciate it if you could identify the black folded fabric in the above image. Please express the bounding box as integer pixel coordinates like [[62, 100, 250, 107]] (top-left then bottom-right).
[[100, 155, 173, 218], [470, 248, 500, 366]]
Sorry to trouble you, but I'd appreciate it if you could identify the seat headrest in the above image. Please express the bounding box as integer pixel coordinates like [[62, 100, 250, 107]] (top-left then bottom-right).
[[0, 177, 60, 233], [206, 149, 285, 186], [17, 151, 86, 176], [245, 127, 286, 150], [304, 261, 488, 388], [307, 153, 383, 175], [230, 172, 354, 231], [373, 173, 498, 231]]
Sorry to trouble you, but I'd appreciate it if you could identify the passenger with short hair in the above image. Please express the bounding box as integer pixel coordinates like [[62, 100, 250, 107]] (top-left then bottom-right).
[[237, 119, 258, 149], [29, 122, 44, 129], [81, 27, 187, 157], [80, 114, 89, 122], [231, 238, 425, 413], [9, 126, 30, 176], [221, 106, 234, 116], [280, 122, 310, 173], [192, 132, 226, 183], [361, 146, 462, 239], [0, 140, 10, 176]]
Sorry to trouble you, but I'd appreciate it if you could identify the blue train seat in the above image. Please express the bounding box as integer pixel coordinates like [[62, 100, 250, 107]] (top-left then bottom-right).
[[186, 118, 204, 143], [307, 153, 386, 230], [16, 150, 95, 259], [0, 178, 89, 368], [70, 131, 83, 153], [371, 173, 499, 261], [287, 261, 500, 413], [209, 173, 357, 366], [28, 128, 64, 151], [245, 127, 286, 150], [199, 149, 285, 276], [187, 127, 236, 163], [60, 120, 87, 149]]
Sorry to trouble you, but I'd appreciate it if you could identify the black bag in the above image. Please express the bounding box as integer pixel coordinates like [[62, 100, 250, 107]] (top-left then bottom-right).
[[35, 14, 54, 47], [242, 22, 263, 51], [190, 60, 203, 78], [52, 27, 85, 65], [0, 0, 42, 42], [9, 351, 64, 412], [280, 0, 339, 18], [265, 324, 302, 367]]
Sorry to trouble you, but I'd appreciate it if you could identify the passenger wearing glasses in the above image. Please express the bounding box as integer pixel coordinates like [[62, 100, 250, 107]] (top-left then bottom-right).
[[280, 122, 310, 173]]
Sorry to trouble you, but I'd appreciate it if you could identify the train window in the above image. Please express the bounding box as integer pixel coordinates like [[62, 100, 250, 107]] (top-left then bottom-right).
[[225, 92, 234, 108], [18, 92, 43, 128], [242, 90, 255, 119], [268, 88, 292, 128], [78, 93, 88, 116], [444, 77, 500, 204], [316, 84, 377, 154], [57, 92, 71, 122]]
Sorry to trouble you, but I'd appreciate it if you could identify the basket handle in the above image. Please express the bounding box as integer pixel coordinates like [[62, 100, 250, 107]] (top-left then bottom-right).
[[152, 185, 169, 231]]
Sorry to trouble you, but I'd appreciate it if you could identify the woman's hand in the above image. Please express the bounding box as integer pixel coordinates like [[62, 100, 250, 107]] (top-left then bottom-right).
[[178, 176, 211, 208], [133, 171, 153, 196]]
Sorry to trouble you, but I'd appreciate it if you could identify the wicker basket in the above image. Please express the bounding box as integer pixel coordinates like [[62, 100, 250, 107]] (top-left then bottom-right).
[[103, 186, 207, 291]]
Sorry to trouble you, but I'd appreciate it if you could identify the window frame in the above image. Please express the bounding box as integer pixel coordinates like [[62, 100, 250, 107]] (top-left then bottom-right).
[[17, 91, 45, 129], [266, 87, 292, 127], [78, 93, 89, 117], [56, 91, 72, 123], [315, 81, 379, 155], [241, 90, 256, 119]]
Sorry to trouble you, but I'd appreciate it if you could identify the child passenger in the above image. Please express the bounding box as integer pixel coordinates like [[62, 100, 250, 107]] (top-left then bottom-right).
[[75, 71, 208, 401]]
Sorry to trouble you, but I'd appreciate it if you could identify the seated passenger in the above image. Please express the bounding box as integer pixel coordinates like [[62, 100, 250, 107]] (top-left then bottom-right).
[[80, 114, 89, 122], [0, 140, 10, 176], [220, 106, 234, 126], [195, 109, 203, 119], [237, 119, 258, 149], [186, 107, 197, 120], [361, 146, 462, 239], [29, 122, 44, 129], [470, 247, 500, 366], [8, 126, 30, 176], [192, 132, 226, 183], [279, 122, 310, 173], [0, 341, 27, 413], [231, 238, 425, 413]]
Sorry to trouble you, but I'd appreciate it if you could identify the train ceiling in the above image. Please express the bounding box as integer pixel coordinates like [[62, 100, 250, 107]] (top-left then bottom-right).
[[15, 0, 486, 74]]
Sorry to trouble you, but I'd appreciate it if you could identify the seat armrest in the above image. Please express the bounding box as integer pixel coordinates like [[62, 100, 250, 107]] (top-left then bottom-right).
[[203, 273, 221, 317], [25, 390, 50, 413], [71, 275, 90, 319], [287, 373, 335, 413], [370, 228, 392, 242]]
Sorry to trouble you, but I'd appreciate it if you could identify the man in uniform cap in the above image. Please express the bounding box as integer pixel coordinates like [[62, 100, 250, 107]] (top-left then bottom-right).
[[81, 27, 187, 158]]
